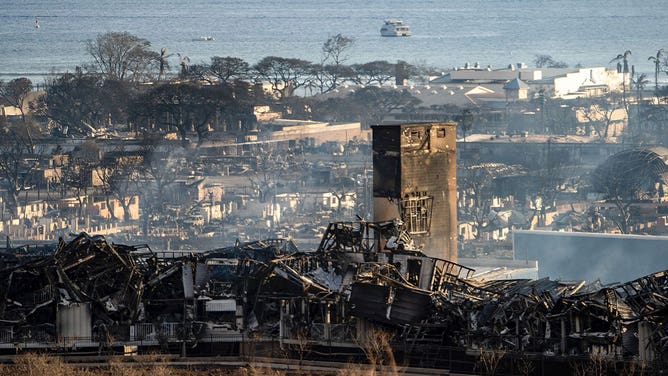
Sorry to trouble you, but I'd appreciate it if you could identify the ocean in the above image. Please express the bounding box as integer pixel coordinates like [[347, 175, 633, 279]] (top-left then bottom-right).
[[1, 0, 667, 84]]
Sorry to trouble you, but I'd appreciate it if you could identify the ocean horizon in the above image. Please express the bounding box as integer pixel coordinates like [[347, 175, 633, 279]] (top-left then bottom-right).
[[1, 0, 667, 84]]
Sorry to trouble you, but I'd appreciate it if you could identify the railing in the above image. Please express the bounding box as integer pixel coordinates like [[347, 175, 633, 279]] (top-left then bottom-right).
[[1, 331, 667, 374], [308, 323, 356, 342], [130, 322, 181, 341], [0, 328, 12, 343]]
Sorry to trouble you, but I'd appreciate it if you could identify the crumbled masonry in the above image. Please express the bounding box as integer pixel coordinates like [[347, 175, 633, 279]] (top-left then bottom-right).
[[1, 222, 667, 363]]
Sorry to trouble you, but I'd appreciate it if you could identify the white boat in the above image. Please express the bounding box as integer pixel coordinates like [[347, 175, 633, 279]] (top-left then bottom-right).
[[380, 19, 412, 37], [194, 36, 215, 41]]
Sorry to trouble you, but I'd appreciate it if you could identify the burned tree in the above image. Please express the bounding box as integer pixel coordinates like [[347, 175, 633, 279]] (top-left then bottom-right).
[[514, 140, 582, 230], [131, 83, 235, 146], [458, 163, 527, 240], [186, 56, 251, 86], [351, 60, 396, 86], [350, 86, 420, 127], [310, 34, 356, 94], [591, 147, 668, 234], [209, 56, 251, 85], [253, 56, 313, 100], [139, 138, 183, 235], [0, 125, 42, 215], [458, 164, 494, 240], [43, 71, 106, 136], [86, 32, 160, 82], [0, 77, 33, 123], [96, 149, 144, 222], [61, 140, 102, 217], [248, 144, 284, 203], [574, 94, 627, 139]]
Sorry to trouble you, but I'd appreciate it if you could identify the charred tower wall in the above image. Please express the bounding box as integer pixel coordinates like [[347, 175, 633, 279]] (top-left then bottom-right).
[[372, 122, 457, 262]]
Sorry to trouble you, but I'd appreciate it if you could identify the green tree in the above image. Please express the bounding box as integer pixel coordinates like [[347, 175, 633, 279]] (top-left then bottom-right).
[[309, 63, 354, 95], [100, 78, 134, 126], [311, 97, 358, 123]]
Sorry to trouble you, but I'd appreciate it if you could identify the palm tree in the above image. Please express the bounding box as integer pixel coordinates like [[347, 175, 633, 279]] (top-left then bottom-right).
[[611, 50, 632, 136], [459, 108, 474, 142], [633, 73, 649, 101], [610, 50, 632, 95], [648, 48, 664, 91], [632, 73, 649, 131], [177, 53, 190, 79], [157, 47, 173, 81]]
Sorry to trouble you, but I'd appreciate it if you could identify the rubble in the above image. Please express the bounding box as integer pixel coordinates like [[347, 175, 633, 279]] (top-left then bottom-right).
[[1, 223, 668, 368]]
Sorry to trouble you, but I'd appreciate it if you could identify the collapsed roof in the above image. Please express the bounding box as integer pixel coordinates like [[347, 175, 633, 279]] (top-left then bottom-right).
[[1, 221, 667, 364]]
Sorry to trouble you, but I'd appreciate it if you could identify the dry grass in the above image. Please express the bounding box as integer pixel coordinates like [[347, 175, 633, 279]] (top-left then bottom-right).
[[335, 363, 376, 376], [353, 327, 399, 376], [514, 355, 534, 376], [477, 347, 506, 376], [2, 352, 95, 376], [619, 360, 646, 376], [237, 364, 288, 376], [0, 352, 398, 376], [1, 353, 235, 376]]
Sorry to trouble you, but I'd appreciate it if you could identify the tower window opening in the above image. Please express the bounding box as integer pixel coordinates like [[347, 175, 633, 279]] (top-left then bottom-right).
[[401, 194, 433, 234]]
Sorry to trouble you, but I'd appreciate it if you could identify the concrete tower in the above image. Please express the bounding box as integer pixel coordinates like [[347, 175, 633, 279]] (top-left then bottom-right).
[[372, 122, 457, 262]]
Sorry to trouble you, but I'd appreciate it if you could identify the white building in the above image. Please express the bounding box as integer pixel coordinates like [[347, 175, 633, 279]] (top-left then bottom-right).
[[430, 65, 625, 99]]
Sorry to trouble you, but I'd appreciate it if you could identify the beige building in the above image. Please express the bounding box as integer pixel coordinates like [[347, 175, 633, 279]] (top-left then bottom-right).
[[259, 119, 370, 147], [503, 78, 530, 100], [16, 200, 48, 219], [89, 195, 140, 221]]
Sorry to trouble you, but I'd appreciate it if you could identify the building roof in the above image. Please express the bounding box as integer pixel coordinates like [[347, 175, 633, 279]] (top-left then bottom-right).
[[316, 84, 507, 109], [461, 133, 617, 144], [503, 78, 530, 90]]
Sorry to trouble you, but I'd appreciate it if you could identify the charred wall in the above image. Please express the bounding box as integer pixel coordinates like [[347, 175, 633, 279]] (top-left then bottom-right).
[[372, 123, 457, 262]]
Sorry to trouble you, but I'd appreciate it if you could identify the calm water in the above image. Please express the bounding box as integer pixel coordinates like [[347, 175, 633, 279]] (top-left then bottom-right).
[[1, 0, 666, 83]]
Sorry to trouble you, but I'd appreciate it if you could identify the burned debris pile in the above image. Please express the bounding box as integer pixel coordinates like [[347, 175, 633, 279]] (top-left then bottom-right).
[[1, 223, 668, 366], [0, 233, 162, 343]]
